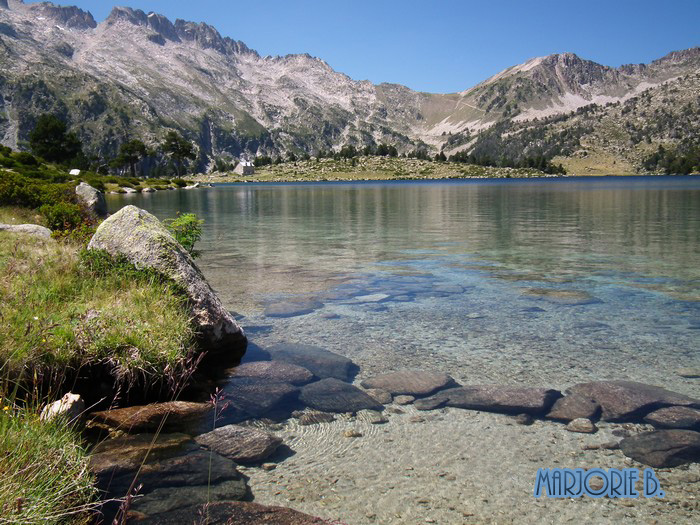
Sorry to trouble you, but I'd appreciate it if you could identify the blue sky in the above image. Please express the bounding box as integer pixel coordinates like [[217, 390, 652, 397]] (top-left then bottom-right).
[[25, 0, 700, 93]]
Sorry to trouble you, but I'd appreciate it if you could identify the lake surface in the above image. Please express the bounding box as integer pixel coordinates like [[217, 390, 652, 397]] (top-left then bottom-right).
[[108, 176, 700, 391], [106, 176, 700, 523]]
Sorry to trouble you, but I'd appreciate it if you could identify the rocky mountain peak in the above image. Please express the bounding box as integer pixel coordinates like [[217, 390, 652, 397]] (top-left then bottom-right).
[[105, 7, 180, 42], [26, 2, 96, 29], [174, 19, 226, 53]]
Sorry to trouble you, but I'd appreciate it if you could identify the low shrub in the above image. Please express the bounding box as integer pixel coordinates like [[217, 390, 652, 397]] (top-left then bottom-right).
[[164, 213, 203, 257], [14, 152, 39, 166], [39, 202, 83, 231], [172, 178, 187, 187]]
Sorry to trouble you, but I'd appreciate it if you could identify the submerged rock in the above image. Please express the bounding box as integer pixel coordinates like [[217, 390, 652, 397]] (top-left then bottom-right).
[[364, 388, 393, 405], [619, 430, 700, 467], [297, 411, 336, 425], [131, 479, 250, 517], [136, 501, 332, 525], [267, 343, 358, 381], [75, 181, 107, 217], [229, 361, 314, 385], [546, 394, 600, 422], [566, 381, 700, 422], [566, 418, 598, 433], [221, 378, 299, 418], [521, 288, 601, 305], [195, 424, 282, 464], [264, 299, 323, 318], [644, 406, 700, 430], [415, 385, 561, 415], [299, 378, 384, 413], [361, 370, 455, 397], [89, 401, 212, 433], [90, 433, 195, 478], [0, 223, 52, 238], [88, 206, 246, 357]]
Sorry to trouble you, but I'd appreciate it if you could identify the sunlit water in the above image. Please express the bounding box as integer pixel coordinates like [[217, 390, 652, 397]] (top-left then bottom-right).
[[105, 176, 700, 522], [108, 176, 700, 392]]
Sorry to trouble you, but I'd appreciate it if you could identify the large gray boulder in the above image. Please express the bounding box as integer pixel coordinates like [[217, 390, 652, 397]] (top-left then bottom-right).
[[0, 223, 52, 238], [87, 206, 246, 356], [75, 181, 107, 217]]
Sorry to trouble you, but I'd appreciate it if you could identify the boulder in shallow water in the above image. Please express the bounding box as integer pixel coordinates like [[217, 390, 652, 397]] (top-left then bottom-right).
[[619, 429, 700, 467], [87, 205, 246, 357], [267, 343, 358, 381], [195, 424, 282, 463], [415, 385, 561, 415], [546, 394, 600, 422], [230, 361, 313, 385], [644, 406, 700, 430], [221, 377, 299, 418], [299, 378, 384, 413], [361, 369, 455, 397], [89, 401, 212, 433], [136, 501, 332, 525], [566, 381, 700, 422]]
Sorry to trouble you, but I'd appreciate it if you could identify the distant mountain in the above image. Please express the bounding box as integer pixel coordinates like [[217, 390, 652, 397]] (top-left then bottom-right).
[[1, 0, 698, 173]]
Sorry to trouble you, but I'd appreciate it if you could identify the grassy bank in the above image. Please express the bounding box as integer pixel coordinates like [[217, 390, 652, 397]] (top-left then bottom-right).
[[192, 156, 552, 184], [0, 232, 195, 390], [0, 404, 98, 524]]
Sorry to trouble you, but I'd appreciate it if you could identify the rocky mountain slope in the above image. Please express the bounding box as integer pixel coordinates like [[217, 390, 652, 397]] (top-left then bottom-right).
[[0, 0, 698, 172]]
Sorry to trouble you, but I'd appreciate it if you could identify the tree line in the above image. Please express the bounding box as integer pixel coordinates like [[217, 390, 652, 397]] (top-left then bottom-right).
[[27, 114, 197, 177]]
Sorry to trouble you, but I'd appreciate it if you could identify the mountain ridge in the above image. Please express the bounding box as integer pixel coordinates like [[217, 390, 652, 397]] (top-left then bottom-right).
[[1, 0, 698, 173]]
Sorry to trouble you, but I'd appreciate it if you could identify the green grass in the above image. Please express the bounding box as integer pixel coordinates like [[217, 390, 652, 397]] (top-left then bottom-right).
[[0, 232, 195, 389], [0, 206, 44, 225], [0, 404, 98, 524]]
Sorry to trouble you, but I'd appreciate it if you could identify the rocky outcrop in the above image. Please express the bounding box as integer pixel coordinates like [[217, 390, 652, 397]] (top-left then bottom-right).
[[195, 424, 282, 463], [40, 392, 84, 423], [75, 182, 107, 217], [299, 378, 384, 413], [136, 501, 332, 525], [266, 343, 357, 381], [87, 206, 246, 357], [360, 370, 455, 397], [0, 223, 52, 238], [26, 3, 97, 30], [566, 381, 700, 421], [89, 401, 212, 433], [415, 385, 561, 415], [619, 430, 700, 467]]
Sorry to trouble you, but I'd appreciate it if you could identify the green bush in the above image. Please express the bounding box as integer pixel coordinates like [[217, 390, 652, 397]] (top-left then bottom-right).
[[164, 213, 203, 257], [14, 152, 39, 166], [172, 178, 187, 187], [0, 172, 73, 208], [39, 202, 83, 231], [0, 156, 16, 168]]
